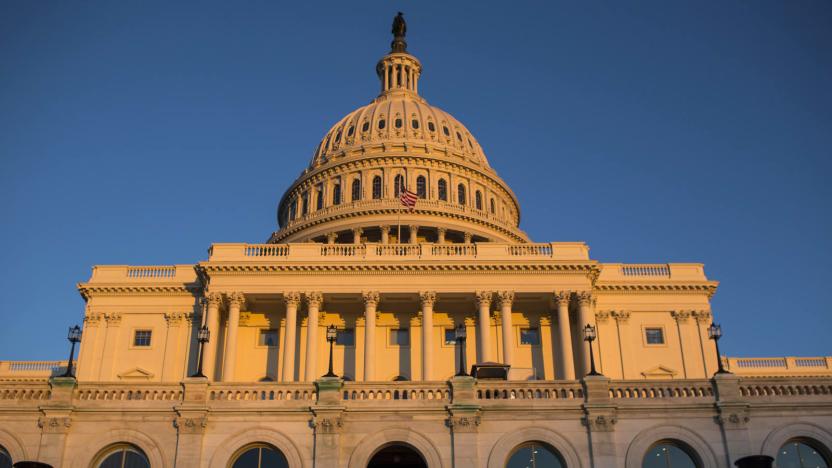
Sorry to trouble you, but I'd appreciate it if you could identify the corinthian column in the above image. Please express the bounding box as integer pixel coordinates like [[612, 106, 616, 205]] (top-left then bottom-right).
[[281, 292, 300, 382], [577, 291, 594, 376], [304, 292, 323, 381], [475, 291, 494, 362], [380, 225, 390, 244], [363, 291, 380, 381], [419, 291, 436, 380], [555, 291, 576, 380], [223, 292, 245, 381], [203, 292, 222, 381], [498, 291, 515, 366]]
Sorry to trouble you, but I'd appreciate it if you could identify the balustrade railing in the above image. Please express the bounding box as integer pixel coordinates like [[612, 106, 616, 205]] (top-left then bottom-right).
[[342, 381, 450, 401], [506, 244, 552, 257], [126, 266, 176, 278], [476, 381, 583, 400], [738, 378, 832, 398], [609, 380, 714, 400], [621, 264, 670, 277], [244, 244, 290, 257], [431, 244, 476, 256], [375, 244, 422, 257], [321, 244, 365, 257], [75, 383, 183, 401], [208, 383, 316, 402]]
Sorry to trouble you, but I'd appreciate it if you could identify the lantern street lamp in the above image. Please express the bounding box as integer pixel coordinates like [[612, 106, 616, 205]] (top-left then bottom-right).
[[192, 325, 211, 378], [61, 325, 82, 378], [583, 324, 601, 376], [324, 325, 338, 378], [454, 323, 468, 377], [708, 323, 730, 375]]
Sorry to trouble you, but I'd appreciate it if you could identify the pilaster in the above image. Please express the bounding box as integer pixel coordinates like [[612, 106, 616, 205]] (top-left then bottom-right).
[[174, 377, 210, 466], [713, 373, 752, 464], [582, 375, 618, 467], [37, 376, 77, 466], [313, 377, 345, 467]]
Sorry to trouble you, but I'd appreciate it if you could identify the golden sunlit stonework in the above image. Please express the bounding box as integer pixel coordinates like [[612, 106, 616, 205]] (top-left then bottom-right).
[[1, 13, 831, 468]]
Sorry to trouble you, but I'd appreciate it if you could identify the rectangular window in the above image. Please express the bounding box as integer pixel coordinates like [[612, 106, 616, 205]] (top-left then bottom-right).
[[645, 327, 665, 345], [520, 328, 540, 345], [336, 328, 355, 346], [258, 329, 278, 347], [133, 330, 152, 347], [444, 328, 457, 345], [389, 328, 410, 346]]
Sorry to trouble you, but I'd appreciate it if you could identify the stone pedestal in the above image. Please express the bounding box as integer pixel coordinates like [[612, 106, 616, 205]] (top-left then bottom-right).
[[174, 377, 210, 466], [582, 375, 618, 466], [313, 377, 345, 467], [448, 376, 481, 467], [37, 377, 76, 466], [713, 373, 752, 464]]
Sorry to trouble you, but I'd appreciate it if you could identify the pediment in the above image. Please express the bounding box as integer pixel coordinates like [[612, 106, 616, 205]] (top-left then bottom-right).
[[641, 365, 678, 379], [117, 367, 155, 380]]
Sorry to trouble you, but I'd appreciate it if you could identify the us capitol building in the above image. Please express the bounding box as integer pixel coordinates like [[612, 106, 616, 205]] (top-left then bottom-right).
[[1, 14, 831, 468]]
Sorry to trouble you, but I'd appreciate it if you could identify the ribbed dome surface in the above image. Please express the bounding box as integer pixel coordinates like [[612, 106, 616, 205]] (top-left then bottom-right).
[[309, 93, 489, 170]]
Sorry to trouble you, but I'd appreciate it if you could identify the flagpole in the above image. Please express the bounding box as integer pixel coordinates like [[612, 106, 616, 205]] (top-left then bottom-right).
[[397, 176, 402, 244]]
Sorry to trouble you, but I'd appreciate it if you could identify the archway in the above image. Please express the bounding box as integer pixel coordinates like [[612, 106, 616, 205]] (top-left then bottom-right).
[[367, 443, 426, 468]]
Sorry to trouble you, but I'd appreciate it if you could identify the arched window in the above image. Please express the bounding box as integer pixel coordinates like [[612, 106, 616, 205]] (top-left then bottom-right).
[[301, 192, 309, 216], [506, 442, 565, 468], [457, 184, 466, 205], [368, 444, 426, 468], [642, 440, 701, 468], [777, 439, 830, 468], [372, 176, 383, 199], [352, 179, 362, 201], [490, 198, 496, 214], [315, 185, 323, 210], [95, 444, 150, 468], [411, 119, 420, 129], [395, 118, 402, 128], [378, 119, 386, 130], [288, 199, 296, 221], [231, 443, 289, 468], [475, 190, 483, 210], [0, 446, 12, 468], [416, 176, 426, 198], [332, 184, 341, 205], [394, 174, 405, 197], [437, 179, 447, 201]]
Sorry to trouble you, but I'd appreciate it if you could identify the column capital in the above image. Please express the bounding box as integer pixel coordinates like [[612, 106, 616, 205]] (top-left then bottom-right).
[[84, 312, 103, 327], [554, 290, 572, 305], [326, 232, 338, 244], [463, 232, 473, 243], [671, 310, 692, 322], [475, 291, 493, 308], [206, 292, 223, 307], [437, 227, 447, 234], [226, 292, 246, 308], [577, 291, 593, 306], [362, 291, 380, 307], [611, 310, 631, 322], [693, 310, 712, 323], [305, 291, 323, 308], [283, 291, 301, 307], [419, 291, 437, 308], [380, 224, 390, 231], [408, 224, 419, 232], [104, 312, 122, 326], [165, 312, 186, 326], [352, 227, 364, 235], [594, 311, 610, 322], [497, 290, 514, 308]]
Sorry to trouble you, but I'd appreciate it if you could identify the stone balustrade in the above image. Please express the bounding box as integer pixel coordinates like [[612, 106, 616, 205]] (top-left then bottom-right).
[[342, 381, 450, 402], [609, 379, 714, 400], [724, 356, 832, 376], [0, 360, 71, 380]]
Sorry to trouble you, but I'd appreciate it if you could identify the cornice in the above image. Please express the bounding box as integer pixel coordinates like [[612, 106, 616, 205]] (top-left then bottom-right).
[[594, 282, 719, 297], [77, 283, 201, 300], [197, 262, 597, 276], [272, 203, 527, 244]]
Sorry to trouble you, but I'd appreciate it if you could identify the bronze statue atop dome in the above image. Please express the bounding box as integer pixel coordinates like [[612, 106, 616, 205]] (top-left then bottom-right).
[[391, 12, 408, 53]]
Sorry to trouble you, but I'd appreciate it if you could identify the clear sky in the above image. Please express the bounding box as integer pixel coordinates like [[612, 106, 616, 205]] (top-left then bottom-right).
[[1, 1, 830, 361]]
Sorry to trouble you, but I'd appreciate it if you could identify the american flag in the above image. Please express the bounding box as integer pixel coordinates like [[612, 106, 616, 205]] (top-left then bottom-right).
[[399, 186, 418, 211]]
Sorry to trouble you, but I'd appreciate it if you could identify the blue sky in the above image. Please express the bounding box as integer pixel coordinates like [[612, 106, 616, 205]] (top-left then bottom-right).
[[1, 1, 830, 360]]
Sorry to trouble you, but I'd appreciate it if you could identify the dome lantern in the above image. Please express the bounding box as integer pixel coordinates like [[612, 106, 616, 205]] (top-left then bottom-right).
[[376, 13, 422, 96]]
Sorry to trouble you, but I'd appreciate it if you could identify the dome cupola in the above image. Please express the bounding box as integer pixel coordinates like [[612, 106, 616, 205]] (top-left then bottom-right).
[[271, 13, 527, 245]]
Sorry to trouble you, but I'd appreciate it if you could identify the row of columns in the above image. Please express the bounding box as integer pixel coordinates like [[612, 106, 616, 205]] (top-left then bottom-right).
[[326, 226, 473, 244], [202, 290, 595, 382]]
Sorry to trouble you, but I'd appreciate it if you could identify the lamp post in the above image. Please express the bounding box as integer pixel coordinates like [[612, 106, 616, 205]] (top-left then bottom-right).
[[324, 325, 338, 378], [61, 325, 82, 378], [708, 322, 730, 374], [192, 325, 210, 378], [583, 324, 601, 376], [454, 323, 468, 377]]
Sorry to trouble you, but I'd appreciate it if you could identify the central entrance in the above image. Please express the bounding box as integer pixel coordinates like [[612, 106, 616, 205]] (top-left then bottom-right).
[[367, 443, 427, 468]]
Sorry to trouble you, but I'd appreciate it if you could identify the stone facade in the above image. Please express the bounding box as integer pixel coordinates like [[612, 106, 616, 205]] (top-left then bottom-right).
[[1, 13, 831, 468]]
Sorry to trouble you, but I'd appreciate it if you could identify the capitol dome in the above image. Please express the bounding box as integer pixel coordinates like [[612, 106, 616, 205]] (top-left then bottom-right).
[[271, 14, 528, 245]]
